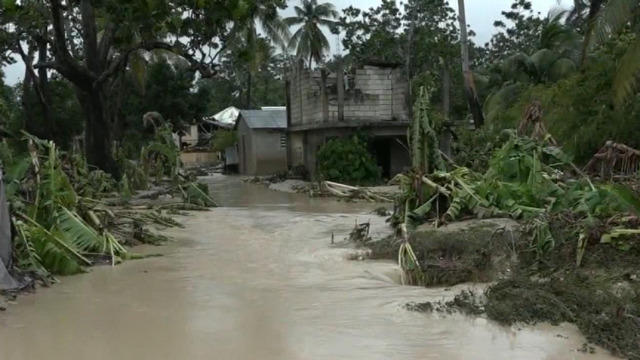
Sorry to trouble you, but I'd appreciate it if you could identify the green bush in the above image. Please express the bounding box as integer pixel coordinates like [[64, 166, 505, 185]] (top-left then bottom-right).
[[316, 135, 381, 185]]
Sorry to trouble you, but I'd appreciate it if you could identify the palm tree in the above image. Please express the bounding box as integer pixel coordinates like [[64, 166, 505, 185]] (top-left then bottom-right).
[[232, 3, 289, 108], [482, 14, 580, 123], [285, 0, 339, 68], [584, 0, 640, 104]]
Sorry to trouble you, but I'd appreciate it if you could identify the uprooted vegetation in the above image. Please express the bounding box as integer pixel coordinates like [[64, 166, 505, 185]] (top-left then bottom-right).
[[2, 127, 216, 288], [346, 85, 640, 358], [386, 131, 640, 358]]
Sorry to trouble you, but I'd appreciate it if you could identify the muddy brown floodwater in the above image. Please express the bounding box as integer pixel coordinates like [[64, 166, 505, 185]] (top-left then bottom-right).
[[0, 175, 620, 360]]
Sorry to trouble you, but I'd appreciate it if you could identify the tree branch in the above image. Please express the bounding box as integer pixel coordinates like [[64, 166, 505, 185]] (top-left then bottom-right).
[[94, 40, 218, 89], [48, 0, 96, 90], [80, 0, 99, 71], [15, 43, 50, 115], [98, 24, 116, 64]]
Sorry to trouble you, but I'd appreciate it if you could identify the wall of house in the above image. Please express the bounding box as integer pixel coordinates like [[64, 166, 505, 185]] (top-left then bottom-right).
[[237, 119, 255, 175], [252, 129, 288, 175], [289, 132, 305, 167], [289, 65, 409, 127], [237, 119, 288, 175]]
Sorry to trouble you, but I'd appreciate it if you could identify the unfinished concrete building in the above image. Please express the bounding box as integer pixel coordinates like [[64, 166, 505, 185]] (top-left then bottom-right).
[[286, 62, 411, 179]]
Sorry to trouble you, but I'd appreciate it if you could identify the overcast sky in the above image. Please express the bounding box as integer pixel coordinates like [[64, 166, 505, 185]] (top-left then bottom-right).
[[2, 0, 571, 85]]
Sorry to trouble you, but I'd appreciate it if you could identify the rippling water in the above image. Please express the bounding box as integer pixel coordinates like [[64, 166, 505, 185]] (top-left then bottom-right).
[[0, 175, 617, 359]]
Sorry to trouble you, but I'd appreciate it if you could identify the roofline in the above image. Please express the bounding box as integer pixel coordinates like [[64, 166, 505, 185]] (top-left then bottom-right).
[[288, 120, 410, 132]]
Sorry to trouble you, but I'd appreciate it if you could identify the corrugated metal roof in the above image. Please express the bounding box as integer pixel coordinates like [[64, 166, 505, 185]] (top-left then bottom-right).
[[239, 109, 287, 129]]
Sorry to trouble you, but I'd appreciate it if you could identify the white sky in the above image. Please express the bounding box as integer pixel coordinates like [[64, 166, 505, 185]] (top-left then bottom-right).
[[2, 0, 571, 85]]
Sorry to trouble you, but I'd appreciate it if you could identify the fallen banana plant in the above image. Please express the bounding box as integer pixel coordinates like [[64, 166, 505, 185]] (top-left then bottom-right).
[[393, 132, 640, 267], [3, 132, 215, 280], [320, 181, 393, 202]]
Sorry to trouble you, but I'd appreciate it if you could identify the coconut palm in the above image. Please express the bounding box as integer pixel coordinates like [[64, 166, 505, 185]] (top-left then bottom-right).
[[285, 0, 339, 68], [585, 0, 640, 104], [231, 3, 289, 108], [482, 14, 581, 123]]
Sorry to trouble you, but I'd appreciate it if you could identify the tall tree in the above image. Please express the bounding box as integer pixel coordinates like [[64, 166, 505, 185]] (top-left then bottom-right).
[[231, 2, 288, 108], [1, 0, 285, 175], [285, 0, 339, 68], [584, 0, 639, 103], [457, 0, 485, 127]]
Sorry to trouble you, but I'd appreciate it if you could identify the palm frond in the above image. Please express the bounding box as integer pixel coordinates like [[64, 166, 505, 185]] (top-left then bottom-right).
[[55, 206, 104, 253], [181, 182, 217, 207], [259, 14, 290, 47], [18, 213, 91, 266], [591, 0, 636, 45], [32, 233, 85, 276], [613, 37, 640, 105]]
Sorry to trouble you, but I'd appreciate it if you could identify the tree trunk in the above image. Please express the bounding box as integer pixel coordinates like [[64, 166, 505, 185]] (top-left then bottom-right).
[[581, 0, 605, 66], [37, 38, 53, 137], [246, 72, 252, 109], [76, 88, 120, 177], [457, 0, 485, 128]]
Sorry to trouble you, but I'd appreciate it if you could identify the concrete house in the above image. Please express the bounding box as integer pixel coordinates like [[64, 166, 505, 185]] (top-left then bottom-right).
[[287, 62, 411, 178], [236, 109, 288, 175]]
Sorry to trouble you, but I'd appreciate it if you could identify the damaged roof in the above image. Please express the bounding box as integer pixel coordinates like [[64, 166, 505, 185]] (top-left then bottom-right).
[[239, 109, 287, 129]]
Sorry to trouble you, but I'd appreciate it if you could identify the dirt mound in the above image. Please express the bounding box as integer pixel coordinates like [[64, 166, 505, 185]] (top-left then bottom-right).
[[367, 218, 522, 286], [405, 231, 640, 359]]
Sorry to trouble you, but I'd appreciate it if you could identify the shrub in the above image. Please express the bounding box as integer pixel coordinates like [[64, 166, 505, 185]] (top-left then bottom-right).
[[316, 135, 381, 185]]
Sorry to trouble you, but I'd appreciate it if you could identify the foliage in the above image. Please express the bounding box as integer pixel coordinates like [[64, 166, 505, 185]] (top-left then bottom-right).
[[199, 41, 287, 114], [586, 0, 640, 104], [141, 124, 181, 183], [20, 76, 84, 149], [392, 85, 447, 229], [452, 127, 505, 173], [395, 131, 640, 266], [0, 0, 287, 174], [316, 135, 381, 185], [180, 183, 217, 207], [285, 0, 339, 67], [410, 85, 445, 174], [484, 35, 640, 164], [120, 58, 211, 142], [3, 131, 214, 279], [484, 0, 549, 62], [6, 137, 124, 276]]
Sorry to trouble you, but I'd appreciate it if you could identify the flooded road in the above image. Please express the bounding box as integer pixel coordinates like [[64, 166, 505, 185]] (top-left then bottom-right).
[[0, 175, 618, 359]]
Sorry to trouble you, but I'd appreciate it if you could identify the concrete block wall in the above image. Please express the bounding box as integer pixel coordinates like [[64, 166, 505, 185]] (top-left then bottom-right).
[[289, 65, 409, 127], [289, 70, 324, 126]]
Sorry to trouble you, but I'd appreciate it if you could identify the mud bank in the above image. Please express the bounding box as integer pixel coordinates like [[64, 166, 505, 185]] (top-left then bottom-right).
[[364, 217, 640, 359], [368, 218, 522, 286]]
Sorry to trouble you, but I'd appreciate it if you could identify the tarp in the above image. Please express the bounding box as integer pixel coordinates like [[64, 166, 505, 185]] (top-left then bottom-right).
[[0, 168, 17, 290]]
